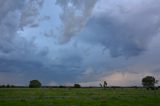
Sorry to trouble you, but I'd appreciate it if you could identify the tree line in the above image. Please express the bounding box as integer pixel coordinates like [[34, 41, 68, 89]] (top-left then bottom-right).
[[0, 76, 159, 90]]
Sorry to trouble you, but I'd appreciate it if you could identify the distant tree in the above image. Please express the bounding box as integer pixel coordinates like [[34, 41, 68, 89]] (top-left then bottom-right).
[[99, 83, 103, 88], [29, 80, 41, 88], [74, 84, 81, 88], [142, 76, 158, 89], [1, 85, 5, 88], [59, 85, 66, 88], [103, 81, 107, 88], [100, 81, 107, 88], [6, 84, 10, 88], [11, 85, 15, 88]]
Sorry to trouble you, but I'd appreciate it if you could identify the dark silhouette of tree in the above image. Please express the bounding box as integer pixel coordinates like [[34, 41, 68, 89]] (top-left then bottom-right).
[[100, 81, 107, 88], [74, 84, 81, 88], [99, 83, 103, 88], [142, 76, 158, 90], [29, 80, 41, 88], [59, 85, 66, 88], [103, 81, 107, 88], [6, 84, 10, 88]]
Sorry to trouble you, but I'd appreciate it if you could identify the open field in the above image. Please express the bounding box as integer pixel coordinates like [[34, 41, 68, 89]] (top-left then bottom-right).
[[0, 88, 160, 106]]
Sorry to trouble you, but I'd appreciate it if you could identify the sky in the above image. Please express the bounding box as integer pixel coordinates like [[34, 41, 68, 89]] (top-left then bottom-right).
[[0, 0, 160, 86]]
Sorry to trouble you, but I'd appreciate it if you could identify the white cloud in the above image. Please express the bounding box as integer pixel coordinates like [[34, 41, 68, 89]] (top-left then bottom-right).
[[56, 0, 98, 43]]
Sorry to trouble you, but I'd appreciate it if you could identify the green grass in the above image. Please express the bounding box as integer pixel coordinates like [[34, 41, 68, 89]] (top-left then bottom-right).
[[0, 88, 160, 106]]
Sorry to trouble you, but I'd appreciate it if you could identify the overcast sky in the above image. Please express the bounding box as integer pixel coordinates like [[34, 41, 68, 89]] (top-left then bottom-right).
[[0, 0, 160, 86]]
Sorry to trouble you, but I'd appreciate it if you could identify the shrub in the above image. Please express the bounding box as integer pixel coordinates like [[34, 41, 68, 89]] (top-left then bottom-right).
[[29, 80, 41, 88], [74, 84, 81, 88]]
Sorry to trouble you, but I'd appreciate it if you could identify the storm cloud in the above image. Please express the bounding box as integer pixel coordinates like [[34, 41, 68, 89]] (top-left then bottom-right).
[[0, 0, 45, 54], [79, 0, 160, 57], [0, 0, 160, 86]]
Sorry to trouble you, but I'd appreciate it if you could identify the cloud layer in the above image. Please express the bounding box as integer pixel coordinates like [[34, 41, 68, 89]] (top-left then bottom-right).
[[56, 0, 97, 43], [79, 0, 160, 57], [0, 0, 160, 86]]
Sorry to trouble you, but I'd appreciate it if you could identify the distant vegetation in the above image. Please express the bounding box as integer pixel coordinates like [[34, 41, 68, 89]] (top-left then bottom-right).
[[74, 84, 81, 88], [0, 76, 159, 89], [0, 76, 159, 106], [29, 80, 42, 88], [142, 76, 158, 90], [0, 84, 15, 88], [100, 81, 107, 88]]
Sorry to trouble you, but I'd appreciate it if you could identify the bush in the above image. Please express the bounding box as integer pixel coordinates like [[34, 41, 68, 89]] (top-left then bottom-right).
[[59, 85, 66, 88], [142, 76, 157, 88], [29, 80, 41, 88], [6, 84, 10, 88], [74, 84, 81, 88]]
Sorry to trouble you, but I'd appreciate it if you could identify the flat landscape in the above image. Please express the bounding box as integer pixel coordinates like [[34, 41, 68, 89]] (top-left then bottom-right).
[[0, 88, 160, 106]]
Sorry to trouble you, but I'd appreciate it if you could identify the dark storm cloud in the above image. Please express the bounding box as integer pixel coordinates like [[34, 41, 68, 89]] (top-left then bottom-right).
[[0, 0, 24, 19], [0, 0, 24, 53], [0, 0, 50, 77], [0, 0, 44, 54], [79, 0, 160, 57], [0, 57, 43, 72], [1, 0, 160, 86], [0, 50, 83, 84], [0, 0, 87, 85]]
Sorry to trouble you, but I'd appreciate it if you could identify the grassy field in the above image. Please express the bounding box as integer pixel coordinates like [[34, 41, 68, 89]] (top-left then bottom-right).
[[0, 88, 160, 106]]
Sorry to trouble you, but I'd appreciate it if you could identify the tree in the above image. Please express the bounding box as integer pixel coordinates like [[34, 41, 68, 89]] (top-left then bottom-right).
[[99, 83, 103, 88], [6, 84, 10, 88], [142, 76, 158, 89], [29, 80, 41, 88], [100, 81, 107, 88], [103, 81, 107, 88], [74, 84, 81, 88]]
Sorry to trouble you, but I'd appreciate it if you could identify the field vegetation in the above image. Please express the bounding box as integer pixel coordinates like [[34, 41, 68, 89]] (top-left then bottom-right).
[[0, 88, 159, 106]]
